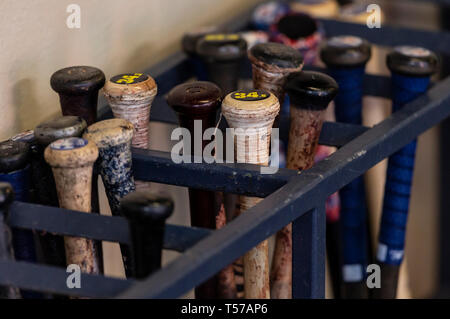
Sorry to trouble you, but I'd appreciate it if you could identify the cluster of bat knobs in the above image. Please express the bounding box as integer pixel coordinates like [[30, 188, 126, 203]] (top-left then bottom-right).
[[0, 3, 439, 299]]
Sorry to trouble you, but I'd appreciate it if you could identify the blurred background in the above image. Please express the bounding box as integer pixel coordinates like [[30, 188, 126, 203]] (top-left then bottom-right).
[[1, 0, 449, 298]]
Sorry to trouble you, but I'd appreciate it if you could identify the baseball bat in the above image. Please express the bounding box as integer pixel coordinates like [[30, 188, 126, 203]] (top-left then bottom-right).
[[0, 140, 41, 298], [321, 35, 372, 298], [83, 118, 136, 276], [102, 73, 157, 192], [33, 116, 88, 268], [271, 71, 338, 299], [196, 33, 247, 95], [182, 26, 220, 81], [50, 66, 104, 249], [270, 12, 324, 66], [222, 89, 280, 299], [45, 138, 100, 275], [50, 66, 106, 126], [248, 42, 304, 107], [0, 183, 21, 299], [374, 46, 438, 299], [291, 0, 339, 18], [120, 192, 173, 279], [167, 81, 236, 299]]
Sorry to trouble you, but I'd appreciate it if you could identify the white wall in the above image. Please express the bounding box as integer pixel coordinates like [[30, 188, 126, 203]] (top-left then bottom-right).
[[0, 0, 262, 140]]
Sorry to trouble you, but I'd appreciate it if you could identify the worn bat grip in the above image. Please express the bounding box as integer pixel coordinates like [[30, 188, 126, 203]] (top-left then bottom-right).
[[321, 36, 372, 297], [377, 47, 437, 298]]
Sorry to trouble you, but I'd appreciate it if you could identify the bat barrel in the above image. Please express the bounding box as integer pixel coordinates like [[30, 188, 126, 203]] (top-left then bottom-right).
[[375, 46, 438, 299], [321, 35, 371, 298], [291, 0, 339, 18], [121, 192, 173, 279], [248, 42, 304, 106], [167, 81, 232, 298], [45, 138, 100, 275], [0, 183, 21, 298], [51, 66, 106, 126], [222, 89, 280, 299], [197, 34, 247, 95], [83, 118, 135, 276]]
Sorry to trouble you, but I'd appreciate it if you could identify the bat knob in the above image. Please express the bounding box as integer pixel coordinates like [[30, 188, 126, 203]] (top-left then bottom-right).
[[0, 140, 30, 174], [120, 191, 173, 278], [0, 183, 14, 210], [249, 42, 304, 70], [285, 71, 339, 110], [320, 35, 371, 68], [103, 73, 157, 99], [182, 26, 220, 56], [34, 116, 87, 146], [50, 66, 105, 96], [44, 138, 99, 169], [387, 46, 438, 77], [167, 81, 222, 117], [196, 33, 247, 63], [83, 118, 134, 148]]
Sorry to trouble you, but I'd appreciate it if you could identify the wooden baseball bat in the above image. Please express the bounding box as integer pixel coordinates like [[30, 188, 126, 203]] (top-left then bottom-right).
[[50, 66, 106, 126], [321, 35, 372, 298], [167, 81, 236, 299], [45, 138, 100, 275], [102, 73, 157, 192], [271, 71, 338, 298], [374, 46, 438, 299], [50, 66, 104, 252], [196, 33, 247, 95], [182, 26, 220, 81], [33, 116, 88, 269], [0, 183, 21, 299], [83, 118, 136, 276], [0, 140, 41, 298], [222, 89, 280, 299], [120, 191, 173, 279]]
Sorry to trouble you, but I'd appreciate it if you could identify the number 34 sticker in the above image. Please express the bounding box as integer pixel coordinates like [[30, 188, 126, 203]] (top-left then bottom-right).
[[232, 90, 269, 101], [111, 73, 148, 85]]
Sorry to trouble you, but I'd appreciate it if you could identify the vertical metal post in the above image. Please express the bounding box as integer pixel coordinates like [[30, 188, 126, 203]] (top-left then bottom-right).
[[292, 205, 326, 299]]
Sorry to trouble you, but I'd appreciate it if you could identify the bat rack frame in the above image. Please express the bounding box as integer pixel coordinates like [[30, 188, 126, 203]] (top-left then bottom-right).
[[3, 0, 450, 299]]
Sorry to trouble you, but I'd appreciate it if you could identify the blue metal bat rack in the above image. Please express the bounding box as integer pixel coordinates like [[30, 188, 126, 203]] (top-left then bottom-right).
[[2, 0, 450, 298]]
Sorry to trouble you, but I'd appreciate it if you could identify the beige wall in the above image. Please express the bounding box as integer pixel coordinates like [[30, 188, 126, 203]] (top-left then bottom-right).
[[0, 0, 262, 140]]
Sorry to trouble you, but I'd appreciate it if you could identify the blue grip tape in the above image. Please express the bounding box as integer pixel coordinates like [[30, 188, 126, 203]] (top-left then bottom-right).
[[330, 67, 368, 281], [378, 73, 430, 265]]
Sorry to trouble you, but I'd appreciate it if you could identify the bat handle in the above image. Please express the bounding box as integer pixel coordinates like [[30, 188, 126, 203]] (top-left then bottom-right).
[[121, 192, 173, 279], [51, 66, 106, 125], [45, 138, 100, 275], [167, 81, 225, 298], [0, 183, 21, 299], [329, 67, 369, 297], [377, 46, 437, 298], [83, 119, 136, 276]]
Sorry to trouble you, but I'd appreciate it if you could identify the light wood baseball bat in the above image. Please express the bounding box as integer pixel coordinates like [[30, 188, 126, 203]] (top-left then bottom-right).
[[45, 137, 100, 275], [222, 89, 280, 299]]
